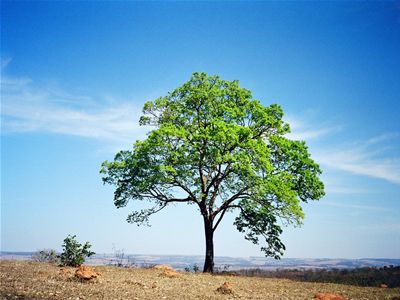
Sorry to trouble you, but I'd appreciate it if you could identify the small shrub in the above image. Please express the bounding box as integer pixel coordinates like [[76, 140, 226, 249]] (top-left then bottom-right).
[[109, 246, 135, 268], [193, 264, 200, 273], [184, 264, 201, 273], [59, 234, 95, 267], [31, 249, 59, 264], [141, 263, 156, 269], [214, 264, 232, 274]]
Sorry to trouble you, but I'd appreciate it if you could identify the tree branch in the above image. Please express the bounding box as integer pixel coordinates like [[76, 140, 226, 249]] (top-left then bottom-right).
[[172, 180, 197, 201], [212, 204, 243, 231], [148, 187, 194, 203], [212, 186, 250, 218]]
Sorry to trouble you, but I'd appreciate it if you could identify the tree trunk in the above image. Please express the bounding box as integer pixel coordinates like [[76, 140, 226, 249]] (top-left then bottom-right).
[[203, 216, 214, 273]]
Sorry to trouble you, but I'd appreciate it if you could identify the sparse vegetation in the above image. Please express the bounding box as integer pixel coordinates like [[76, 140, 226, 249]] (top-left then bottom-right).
[[31, 249, 59, 264], [184, 263, 200, 273], [1, 260, 399, 300], [214, 264, 231, 273], [109, 246, 136, 268], [59, 235, 95, 267], [232, 266, 400, 288]]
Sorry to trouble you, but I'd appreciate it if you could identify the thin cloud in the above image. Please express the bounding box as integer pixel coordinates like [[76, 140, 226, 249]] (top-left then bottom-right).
[[322, 201, 389, 212], [1, 76, 32, 86], [324, 184, 373, 195], [1, 74, 150, 149], [285, 114, 400, 186], [367, 133, 400, 145], [1, 57, 12, 69], [2, 70, 399, 185], [285, 115, 341, 141], [314, 135, 400, 185]]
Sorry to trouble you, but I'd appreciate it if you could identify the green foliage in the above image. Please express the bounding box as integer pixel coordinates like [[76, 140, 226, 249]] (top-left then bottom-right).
[[59, 235, 95, 267], [101, 72, 324, 261], [31, 249, 59, 264]]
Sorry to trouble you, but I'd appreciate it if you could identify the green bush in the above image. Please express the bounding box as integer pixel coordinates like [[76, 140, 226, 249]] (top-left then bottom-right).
[[31, 249, 59, 264], [59, 235, 95, 267]]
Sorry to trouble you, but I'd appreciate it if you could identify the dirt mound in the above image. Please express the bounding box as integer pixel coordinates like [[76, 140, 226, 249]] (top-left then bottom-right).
[[75, 265, 101, 281], [216, 282, 233, 295], [314, 293, 347, 300], [153, 264, 174, 271]]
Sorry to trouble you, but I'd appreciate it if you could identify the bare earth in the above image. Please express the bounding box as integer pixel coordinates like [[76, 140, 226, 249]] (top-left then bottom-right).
[[1, 260, 399, 300]]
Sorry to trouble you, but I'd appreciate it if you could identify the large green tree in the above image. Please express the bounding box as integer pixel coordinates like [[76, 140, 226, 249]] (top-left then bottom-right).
[[101, 73, 324, 273]]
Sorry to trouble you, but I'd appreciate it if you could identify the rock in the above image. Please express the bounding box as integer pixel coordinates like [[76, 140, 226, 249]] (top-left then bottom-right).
[[216, 282, 233, 295], [75, 265, 101, 281], [314, 293, 346, 300], [379, 283, 388, 288], [153, 264, 174, 271], [159, 270, 180, 278]]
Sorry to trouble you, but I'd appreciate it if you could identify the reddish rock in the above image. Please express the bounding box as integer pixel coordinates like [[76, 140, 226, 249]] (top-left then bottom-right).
[[75, 265, 100, 281], [314, 293, 346, 300], [379, 283, 388, 288], [153, 264, 174, 271], [216, 282, 233, 295]]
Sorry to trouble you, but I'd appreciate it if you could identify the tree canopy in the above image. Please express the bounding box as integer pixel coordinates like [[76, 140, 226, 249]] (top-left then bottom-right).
[[101, 72, 325, 272]]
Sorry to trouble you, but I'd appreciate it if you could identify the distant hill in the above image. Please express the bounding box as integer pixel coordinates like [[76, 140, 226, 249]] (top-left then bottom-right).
[[1, 251, 399, 270]]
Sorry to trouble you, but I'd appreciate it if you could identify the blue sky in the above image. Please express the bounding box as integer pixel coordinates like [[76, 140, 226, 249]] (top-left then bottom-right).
[[1, 1, 399, 259]]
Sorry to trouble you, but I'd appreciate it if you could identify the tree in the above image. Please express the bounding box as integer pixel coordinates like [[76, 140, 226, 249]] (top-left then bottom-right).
[[60, 235, 95, 267], [101, 72, 324, 273]]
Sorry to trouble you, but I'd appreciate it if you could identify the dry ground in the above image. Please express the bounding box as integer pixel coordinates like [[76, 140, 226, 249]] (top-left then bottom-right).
[[1, 260, 399, 300]]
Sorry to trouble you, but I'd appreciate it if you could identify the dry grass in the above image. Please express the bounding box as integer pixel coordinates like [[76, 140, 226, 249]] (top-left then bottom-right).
[[1, 260, 399, 300]]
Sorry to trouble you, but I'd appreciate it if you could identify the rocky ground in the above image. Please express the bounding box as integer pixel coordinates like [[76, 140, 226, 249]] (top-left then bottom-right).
[[1, 260, 399, 300]]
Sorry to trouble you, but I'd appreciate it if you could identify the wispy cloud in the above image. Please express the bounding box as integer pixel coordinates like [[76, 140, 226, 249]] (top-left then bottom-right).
[[1, 57, 12, 69], [323, 184, 373, 195], [1, 72, 150, 150], [285, 115, 341, 141], [366, 133, 400, 145], [2, 66, 399, 185], [284, 112, 400, 186], [314, 135, 400, 185], [322, 201, 389, 212]]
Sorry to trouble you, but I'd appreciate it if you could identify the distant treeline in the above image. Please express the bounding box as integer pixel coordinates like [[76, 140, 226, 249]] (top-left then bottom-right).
[[228, 266, 400, 288]]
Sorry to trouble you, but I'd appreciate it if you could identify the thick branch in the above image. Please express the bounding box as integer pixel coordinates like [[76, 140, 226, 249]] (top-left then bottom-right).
[[148, 188, 194, 203], [206, 163, 234, 215], [173, 180, 197, 201], [212, 186, 250, 218], [205, 162, 233, 195], [212, 204, 244, 231]]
